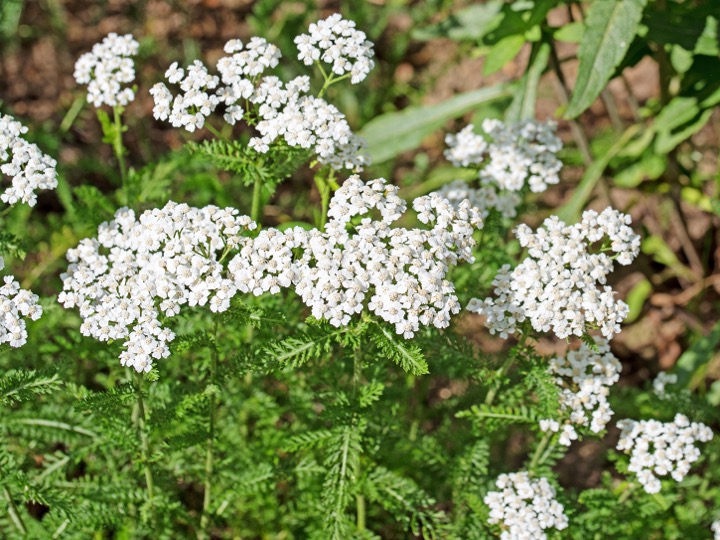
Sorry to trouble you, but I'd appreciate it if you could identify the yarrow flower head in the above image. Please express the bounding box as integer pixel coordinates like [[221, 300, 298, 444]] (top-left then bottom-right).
[[0, 114, 58, 207], [712, 520, 720, 540], [616, 414, 713, 494], [435, 179, 521, 219], [439, 120, 562, 218], [540, 338, 621, 445], [467, 207, 640, 340], [74, 33, 139, 107], [652, 371, 677, 398], [151, 28, 369, 170], [59, 202, 257, 372], [484, 471, 569, 539], [0, 257, 43, 348], [229, 176, 482, 337], [294, 14, 375, 84]]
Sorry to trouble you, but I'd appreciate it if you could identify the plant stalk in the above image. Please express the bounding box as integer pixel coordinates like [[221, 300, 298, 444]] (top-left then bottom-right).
[[3, 485, 27, 535], [251, 173, 263, 224], [199, 317, 220, 538], [113, 106, 128, 196], [528, 432, 553, 471], [356, 494, 366, 531], [134, 373, 156, 511]]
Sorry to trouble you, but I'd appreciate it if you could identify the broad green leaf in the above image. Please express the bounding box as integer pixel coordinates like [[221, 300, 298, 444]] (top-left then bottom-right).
[[505, 41, 550, 122], [484, 34, 525, 75], [359, 84, 511, 164], [557, 123, 640, 223], [565, 0, 648, 118], [675, 321, 720, 388]]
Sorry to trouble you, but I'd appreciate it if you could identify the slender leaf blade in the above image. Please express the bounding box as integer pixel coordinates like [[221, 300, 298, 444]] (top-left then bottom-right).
[[359, 84, 511, 163]]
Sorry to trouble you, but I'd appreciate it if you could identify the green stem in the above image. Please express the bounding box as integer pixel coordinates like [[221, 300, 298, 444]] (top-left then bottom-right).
[[134, 373, 156, 513], [205, 123, 229, 142], [528, 432, 553, 471], [251, 172, 263, 224], [3, 485, 27, 535], [113, 106, 128, 197], [356, 493, 366, 531], [484, 333, 527, 406], [199, 317, 220, 539], [618, 483, 635, 504], [315, 174, 331, 230]]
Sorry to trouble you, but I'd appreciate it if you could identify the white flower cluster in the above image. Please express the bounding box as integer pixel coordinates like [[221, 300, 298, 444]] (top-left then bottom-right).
[[480, 119, 562, 193], [467, 208, 640, 340], [440, 120, 562, 219], [231, 176, 482, 337], [295, 13, 375, 84], [484, 471, 569, 539], [712, 521, 720, 540], [435, 180, 521, 219], [150, 60, 221, 133], [73, 33, 139, 107], [0, 114, 58, 207], [151, 18, 370, 170], [540, 338, 621, 445], [247, 75, 368, 170], [0, 257, 43, 348], [616, 414, 714, 494], [58, 202, 256, 372], [444, 124, 488, 168], [652, 371, 677, 398]]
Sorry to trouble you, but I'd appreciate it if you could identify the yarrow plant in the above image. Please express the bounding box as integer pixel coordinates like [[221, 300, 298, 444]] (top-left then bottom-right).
[[484, 471, 569, 539], [2, 8, 720, 540], [0, 113, 58, 206], [616, 414, 714, 494], [467, 207, 641, 340], [73, 32, 139, 108]]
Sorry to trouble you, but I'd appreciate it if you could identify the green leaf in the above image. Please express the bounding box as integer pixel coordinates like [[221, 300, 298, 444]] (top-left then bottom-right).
[[675, 321, 720, 388], [359, 84, 511, 163], [641, 235, 696, 281], [565, 0, 648, 118], [371, 323, 429, 376], [505, 40, 550, 122], [483, 34, 525, 75]]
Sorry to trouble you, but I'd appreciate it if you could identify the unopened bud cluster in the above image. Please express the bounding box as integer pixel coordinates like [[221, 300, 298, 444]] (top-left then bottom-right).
[[484, 471, 569, 539], [467, 208, 640, 340], [0, 114, 58, 207], [616, 414, 713, 493], [540, 338, 621, 445], [73, 33, 139, 107]]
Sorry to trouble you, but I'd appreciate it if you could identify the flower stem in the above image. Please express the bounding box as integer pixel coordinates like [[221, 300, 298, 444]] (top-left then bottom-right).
[[113, 106, 129, 197], [528, 432, 553, 471], [356, 493, 366, 531], [134, 372, 156, 515], [199, 316, 219, 538], [3, 485, 27, 535], [251, 172, 263, 224]]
